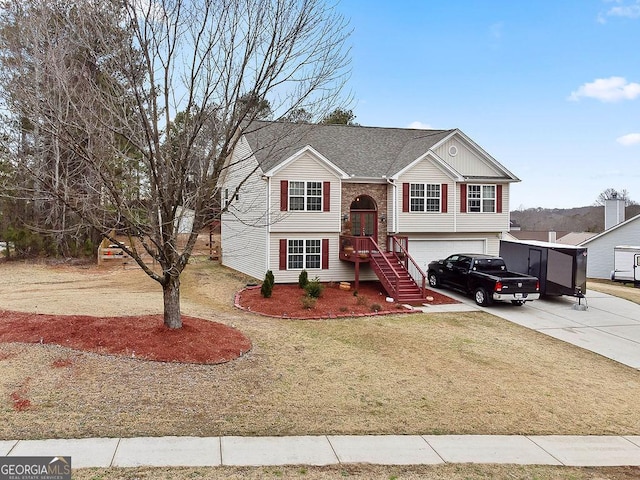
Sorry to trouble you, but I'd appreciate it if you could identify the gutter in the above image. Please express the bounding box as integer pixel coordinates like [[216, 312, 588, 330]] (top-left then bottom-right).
[[263, 174, 271, 273]]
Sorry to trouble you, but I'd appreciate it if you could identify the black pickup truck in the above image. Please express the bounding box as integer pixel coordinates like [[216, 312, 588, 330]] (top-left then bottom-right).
[[427, 254, 540, 306]]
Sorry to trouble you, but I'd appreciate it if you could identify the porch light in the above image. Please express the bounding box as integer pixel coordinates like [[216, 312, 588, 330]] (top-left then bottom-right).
[[380, 214, 386, 223], [342, 213, 349, 222]]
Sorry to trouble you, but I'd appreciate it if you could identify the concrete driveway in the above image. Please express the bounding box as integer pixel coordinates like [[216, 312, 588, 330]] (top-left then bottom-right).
[[420, 289, 640, 370]]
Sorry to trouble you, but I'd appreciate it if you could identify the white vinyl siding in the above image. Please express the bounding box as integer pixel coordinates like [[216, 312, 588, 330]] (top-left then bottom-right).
[[269, 234, 377, 283], [271, 151, 341, 233], [581, 217, 640, 279], [220, 137, 268, 280], [435, 138, 503, 177], [397, 160, 452, 232]]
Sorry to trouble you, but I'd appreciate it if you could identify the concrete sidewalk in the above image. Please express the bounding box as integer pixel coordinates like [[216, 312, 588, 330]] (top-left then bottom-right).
[[2, 435, 640, 468]]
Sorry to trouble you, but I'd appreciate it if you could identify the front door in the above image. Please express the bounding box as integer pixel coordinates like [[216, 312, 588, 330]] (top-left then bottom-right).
[[351, 211, 377, 237], [350, 195, 377, 240]]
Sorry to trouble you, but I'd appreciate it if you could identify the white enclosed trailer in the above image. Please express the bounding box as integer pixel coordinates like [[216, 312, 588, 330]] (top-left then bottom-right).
[[611, 246, 640, 285]]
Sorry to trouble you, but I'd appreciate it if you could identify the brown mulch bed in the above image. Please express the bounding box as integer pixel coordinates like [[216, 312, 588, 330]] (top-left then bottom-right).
[[0, 310, 251, 364], [236, 281, 459, 319]]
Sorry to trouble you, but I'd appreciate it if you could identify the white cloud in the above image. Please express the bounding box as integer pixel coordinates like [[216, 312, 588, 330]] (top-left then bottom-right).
[[568, 76, 640, 102], [408, 121, 433, 130], [616, 133, 640, 145], [599, 0, 640, 22]]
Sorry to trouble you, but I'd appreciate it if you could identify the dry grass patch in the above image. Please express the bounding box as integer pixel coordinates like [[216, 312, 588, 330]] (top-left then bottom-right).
[[588, 279, 640, 305], [0, 261, 639, 440]]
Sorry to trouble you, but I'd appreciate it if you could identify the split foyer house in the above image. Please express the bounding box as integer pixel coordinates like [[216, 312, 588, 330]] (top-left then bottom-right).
[[221, 121, 519, 302]]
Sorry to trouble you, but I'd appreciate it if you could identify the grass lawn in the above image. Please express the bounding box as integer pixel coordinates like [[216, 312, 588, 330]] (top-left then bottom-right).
[[1, 260, 639, 479]]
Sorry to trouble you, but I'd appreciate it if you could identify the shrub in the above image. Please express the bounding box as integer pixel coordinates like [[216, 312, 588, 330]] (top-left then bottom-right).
[[298, 270, 309, 289], [304, 276, 324, 298], [370, 303, 382, 312], [356, 294, 368, 306], [301, 296, 317, 309], [266, 270, 275, 286], [261, 270, 274, 298]]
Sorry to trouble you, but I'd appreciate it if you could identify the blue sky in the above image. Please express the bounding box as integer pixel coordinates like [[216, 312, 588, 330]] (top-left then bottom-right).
[[336, 0, 640, 209]]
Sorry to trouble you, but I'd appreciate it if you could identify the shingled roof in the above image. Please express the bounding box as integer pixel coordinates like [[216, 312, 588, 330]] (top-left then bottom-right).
[[242, 121, 454, 178]]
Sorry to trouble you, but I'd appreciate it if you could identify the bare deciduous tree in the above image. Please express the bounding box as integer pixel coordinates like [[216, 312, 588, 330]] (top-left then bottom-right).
[[594, 188, 636, 207], [0, 0, 350, 328]]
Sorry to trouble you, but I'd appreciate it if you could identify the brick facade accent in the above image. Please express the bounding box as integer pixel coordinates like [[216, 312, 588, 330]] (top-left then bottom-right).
[[341, 183, 389, 250]]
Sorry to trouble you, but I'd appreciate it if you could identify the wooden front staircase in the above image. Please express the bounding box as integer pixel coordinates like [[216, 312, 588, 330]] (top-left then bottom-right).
[[340, 235, 427, 303]]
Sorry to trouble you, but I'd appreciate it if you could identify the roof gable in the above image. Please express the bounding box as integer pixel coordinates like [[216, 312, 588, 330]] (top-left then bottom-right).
[[580, 213, 640, 245], [263, 145, 348, 179], [242, 121, 518, 181]]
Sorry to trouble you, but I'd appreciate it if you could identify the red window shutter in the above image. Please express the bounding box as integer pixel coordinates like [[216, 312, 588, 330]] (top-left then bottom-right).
[[496, 185, 503, 213], [322, 238, 329, 269], [441, 184, 448, 213], [323, 181, 330, 212], [280, 180, 288, 211], [279, 239, 287, 270], [460, 184, 467, 213], [402, 183, 409, 212]]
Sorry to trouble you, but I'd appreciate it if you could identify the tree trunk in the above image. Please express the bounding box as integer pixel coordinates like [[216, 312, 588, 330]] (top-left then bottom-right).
[[163, 275, 182, 329]]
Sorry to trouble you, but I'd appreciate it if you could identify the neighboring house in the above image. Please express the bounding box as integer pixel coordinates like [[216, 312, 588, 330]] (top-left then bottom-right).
[[221, 121, 519, 301], [508, 230, 596, 246], [579, 211, 640, 279]]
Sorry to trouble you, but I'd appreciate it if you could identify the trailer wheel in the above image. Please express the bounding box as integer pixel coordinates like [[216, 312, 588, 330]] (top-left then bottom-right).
[[474, 287, 491, 306], [511, 300, 525, 306], [427, 271, 440, 288]]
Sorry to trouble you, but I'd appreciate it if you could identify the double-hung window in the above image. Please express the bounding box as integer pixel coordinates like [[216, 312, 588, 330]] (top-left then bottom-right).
[[467, 185, 496, 213], [410, 183, 441, 212], [289, 181, 322, 211], [288, 239, 321, 269]]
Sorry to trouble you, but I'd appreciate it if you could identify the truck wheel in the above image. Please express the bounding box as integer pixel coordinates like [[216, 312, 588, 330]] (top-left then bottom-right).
[[474, 287, 491, 306], [511, 300, 525, 306], [428, 271, 440, 288]]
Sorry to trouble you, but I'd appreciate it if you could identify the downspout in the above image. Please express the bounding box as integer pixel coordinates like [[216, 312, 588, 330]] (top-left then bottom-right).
[[453, 181, 458, 233], [264, 175, 271, 273]]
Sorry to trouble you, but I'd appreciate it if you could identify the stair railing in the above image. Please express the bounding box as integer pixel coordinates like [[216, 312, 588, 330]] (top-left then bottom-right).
[[367, 237, 401, 299], [388, 236, 427, 299]]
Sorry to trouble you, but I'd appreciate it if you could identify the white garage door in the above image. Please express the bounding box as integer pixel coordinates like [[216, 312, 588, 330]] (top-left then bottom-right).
[[408, 239, 486, 271]]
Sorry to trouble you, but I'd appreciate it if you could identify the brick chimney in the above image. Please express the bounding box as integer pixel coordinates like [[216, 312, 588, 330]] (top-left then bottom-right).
[[604, 194, 625, 230]]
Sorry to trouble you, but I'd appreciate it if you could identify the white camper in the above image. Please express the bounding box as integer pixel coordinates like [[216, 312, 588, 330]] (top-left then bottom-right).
[[611, 246, 640, 285]]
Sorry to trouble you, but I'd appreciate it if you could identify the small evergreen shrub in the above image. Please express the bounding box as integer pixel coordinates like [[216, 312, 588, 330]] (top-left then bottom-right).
[[266, 270, 275, 286], [304, 276, 324, 298], [370, 303, 382, 312], [261, 270, 274, 298], [298, 269, 309, 289]]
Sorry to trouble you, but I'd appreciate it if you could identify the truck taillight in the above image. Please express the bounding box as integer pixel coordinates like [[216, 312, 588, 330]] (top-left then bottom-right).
[[536, 280, 540, 291], [495, 281, 503, 292]]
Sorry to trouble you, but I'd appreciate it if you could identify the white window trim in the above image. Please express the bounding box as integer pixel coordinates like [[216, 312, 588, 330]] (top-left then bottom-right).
[[289, 181, 323, 212], [287, 239, 322, 270], [467, 184, 496, 213], [410, 183, 441, 213]]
